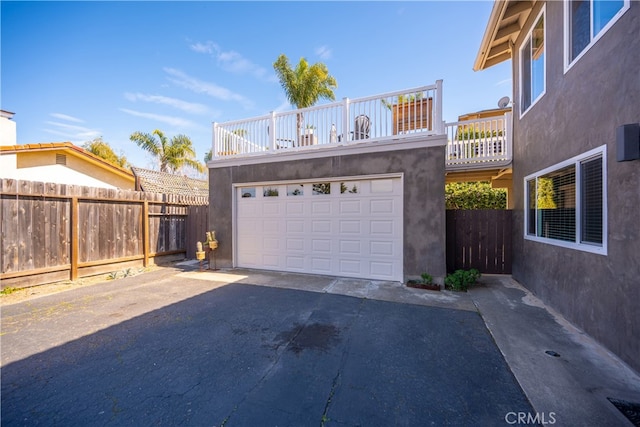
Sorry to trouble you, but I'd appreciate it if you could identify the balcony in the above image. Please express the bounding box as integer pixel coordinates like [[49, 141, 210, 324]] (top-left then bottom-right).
[[210, 80, 512, 171]]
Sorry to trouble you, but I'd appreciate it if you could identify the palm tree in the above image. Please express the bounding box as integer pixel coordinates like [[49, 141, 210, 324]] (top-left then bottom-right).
[[129, 129, 204, 173], [273, 54, 337, 143]]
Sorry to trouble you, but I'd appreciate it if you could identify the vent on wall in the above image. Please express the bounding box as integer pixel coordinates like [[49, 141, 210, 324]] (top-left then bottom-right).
[[56, 154, 67, 165]]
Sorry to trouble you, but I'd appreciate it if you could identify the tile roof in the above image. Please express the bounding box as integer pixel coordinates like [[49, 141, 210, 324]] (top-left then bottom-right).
[[132, 167, 209, 197], [0, 142, 134, 178]]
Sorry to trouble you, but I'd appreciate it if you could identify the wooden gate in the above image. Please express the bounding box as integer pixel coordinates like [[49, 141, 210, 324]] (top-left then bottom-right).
[[446, 209, 512, 274]]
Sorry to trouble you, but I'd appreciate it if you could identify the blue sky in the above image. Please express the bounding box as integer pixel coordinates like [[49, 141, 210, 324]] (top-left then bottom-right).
[[1, 1, 511, 171]]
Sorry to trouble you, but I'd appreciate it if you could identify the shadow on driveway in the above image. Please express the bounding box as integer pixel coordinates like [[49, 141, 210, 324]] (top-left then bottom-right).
[[1, 281, 532, 426]]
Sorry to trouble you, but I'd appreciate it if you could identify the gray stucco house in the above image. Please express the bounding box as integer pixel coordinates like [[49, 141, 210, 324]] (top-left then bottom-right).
[[475, 0, 639, 373]]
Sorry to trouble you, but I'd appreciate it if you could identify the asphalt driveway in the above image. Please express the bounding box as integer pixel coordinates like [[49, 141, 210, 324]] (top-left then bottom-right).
[[2, 266, 533, 426]]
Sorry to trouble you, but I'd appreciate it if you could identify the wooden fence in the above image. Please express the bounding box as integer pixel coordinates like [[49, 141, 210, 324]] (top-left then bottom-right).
[[1, 179, 209, 288], [446, 209, 512, 274]]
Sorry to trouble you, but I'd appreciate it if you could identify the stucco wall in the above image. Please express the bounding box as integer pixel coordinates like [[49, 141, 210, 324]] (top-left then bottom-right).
[[209, 144, 446, 282], [511, 1, 640, 372], [0, 116, 17, 146], [1, 150, 135, 189]]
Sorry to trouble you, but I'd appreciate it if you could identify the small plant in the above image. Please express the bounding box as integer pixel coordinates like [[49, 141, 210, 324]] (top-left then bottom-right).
[[122, 268, 133, 277], [445, 268, 481, 292], [406, 272, 439, 291], [419, 273, 433, 285], [1, 287, 19, 296], [107, 271, 119, 280]]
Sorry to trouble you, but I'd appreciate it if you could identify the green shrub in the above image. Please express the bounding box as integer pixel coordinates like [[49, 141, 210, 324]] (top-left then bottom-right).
[[445, 268, 481, 292], [420, 273, 433, 284]]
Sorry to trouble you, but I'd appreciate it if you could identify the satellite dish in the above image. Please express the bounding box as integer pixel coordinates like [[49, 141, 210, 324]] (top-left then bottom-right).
[[497, 96, 511, 108]]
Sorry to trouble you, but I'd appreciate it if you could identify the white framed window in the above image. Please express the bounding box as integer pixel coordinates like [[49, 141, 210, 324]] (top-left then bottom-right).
[[524, 145, 607, 255], [564, 0, 629, 71], [520, 8, 546, 117]]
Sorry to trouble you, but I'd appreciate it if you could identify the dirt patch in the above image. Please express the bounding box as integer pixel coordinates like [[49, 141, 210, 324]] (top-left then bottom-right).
[[0, 266, 162, 305]]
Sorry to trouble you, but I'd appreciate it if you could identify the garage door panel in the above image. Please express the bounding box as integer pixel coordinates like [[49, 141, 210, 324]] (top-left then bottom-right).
[[339, 240, 361, 255], [311, 200, 332, 214], [262, 202, 281, 216], [370, 261, 394, 277], [237, 202, 260, 218], [286, 238, 305, 251], [262, 254, 280, 267], [339, 199, 362, 214], [286, 256, 305, 269], [312, 220, 331, 233], [370, 179, 394, 193], [263, 237, 280, 251], [311, 257, 332, 273], [312, 239, 331, 253], [238, 252, 260, 266], [339, 220, 360, 234], [370, 199, 395, 214], [339, 259, 362, 275], [370, 240, 394, 256], [286, 201, 305, 215], [286, 220, 305, 233], [370, 220, 394, 235]]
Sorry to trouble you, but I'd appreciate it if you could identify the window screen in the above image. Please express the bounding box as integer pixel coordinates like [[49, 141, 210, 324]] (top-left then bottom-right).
[[537, 166, 576, 242], [581, 157, 603, 244]]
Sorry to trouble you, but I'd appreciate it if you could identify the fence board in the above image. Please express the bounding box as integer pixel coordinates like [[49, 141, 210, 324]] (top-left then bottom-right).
[[1, 179, 208, 288], [446, 209, 512, 274]]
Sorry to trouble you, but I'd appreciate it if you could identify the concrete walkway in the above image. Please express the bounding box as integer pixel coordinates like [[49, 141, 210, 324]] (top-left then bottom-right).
[[1, 263, 639, 426]]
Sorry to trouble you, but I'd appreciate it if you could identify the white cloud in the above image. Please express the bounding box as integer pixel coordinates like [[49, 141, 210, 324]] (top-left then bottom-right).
[[124, 92, 217, 116], [495, 78, 512, 87], [163, 68, 254, 109], [190, 41, 216, 54], [315, 45, 332, 60], [43, 120, 101, 141], [190, 40, 275, 82], [119, 108, 197, 128], [49, 113, 84, 123]]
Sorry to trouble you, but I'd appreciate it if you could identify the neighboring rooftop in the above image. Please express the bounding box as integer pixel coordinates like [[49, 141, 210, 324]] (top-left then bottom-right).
[[0, 142, 135, 182], [1, 110, 16, 120], [132, 167, 208, 197]]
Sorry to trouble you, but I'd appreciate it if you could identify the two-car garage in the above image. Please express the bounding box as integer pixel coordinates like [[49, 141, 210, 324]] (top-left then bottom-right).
[[209, 143, 447, 284], [235, 176, 403, 282]]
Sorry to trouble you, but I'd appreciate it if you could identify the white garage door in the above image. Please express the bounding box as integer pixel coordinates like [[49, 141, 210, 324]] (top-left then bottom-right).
[[235, 176, 403, 281]]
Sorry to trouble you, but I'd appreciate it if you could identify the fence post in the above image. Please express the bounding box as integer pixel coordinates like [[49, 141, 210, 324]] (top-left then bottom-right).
[[342, 97, 350, 142], [143, 200, 149, 267], [70, 197, 79, 281]]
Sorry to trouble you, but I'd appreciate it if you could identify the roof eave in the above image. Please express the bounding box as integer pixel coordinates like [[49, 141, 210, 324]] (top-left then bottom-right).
[[474, 0, 510, 71], [474, 1, 534, 71]]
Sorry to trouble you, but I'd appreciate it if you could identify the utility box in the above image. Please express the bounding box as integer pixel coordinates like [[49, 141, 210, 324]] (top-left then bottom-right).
[[616, 123, 640, 162]]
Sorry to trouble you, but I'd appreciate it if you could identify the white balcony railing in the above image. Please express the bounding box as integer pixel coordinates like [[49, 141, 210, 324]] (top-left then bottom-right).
[[212, 81, 444, 158], [211, 80, 512, 170], [444, 112, 512, 168]]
